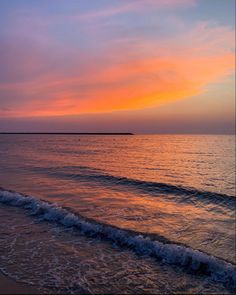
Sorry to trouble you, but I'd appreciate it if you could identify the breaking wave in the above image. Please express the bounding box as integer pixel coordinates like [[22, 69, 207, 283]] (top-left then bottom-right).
[[0, 188, 235, 287]]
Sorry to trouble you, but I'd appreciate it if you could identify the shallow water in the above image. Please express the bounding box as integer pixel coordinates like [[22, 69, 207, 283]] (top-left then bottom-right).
[[0, 134, 235, 293]]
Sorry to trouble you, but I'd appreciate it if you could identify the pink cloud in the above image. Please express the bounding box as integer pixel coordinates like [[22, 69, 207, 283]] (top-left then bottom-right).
[[68, 0, 196, 22], [0, 19, 234, 118]]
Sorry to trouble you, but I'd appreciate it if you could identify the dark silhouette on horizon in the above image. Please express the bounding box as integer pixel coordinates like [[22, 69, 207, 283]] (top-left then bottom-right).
[[0, 132, 134, 135]]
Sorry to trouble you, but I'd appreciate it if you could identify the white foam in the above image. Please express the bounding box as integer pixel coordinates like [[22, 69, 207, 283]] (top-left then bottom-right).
[[0, 189, 235, 286]]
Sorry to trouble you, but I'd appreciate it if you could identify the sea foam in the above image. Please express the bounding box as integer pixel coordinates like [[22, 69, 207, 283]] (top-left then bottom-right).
[[0, 188, 235, 286]]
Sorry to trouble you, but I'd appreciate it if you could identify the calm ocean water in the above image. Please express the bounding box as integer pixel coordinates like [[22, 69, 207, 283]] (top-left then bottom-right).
[[0, 134, 235, 294]]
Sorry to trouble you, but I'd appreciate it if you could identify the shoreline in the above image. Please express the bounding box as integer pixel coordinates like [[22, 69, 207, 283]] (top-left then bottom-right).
[[0, 272, 41, 294]]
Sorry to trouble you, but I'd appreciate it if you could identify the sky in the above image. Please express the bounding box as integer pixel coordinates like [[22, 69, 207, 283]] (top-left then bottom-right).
[[0, 0, 235, 133]]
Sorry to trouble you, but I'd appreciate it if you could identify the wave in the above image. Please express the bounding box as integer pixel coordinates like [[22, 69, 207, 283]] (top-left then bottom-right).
[[0, 188, 235, 287], [35, 165, 235, 208]]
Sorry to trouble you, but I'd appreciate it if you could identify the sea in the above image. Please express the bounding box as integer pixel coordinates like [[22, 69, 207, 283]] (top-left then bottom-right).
[[0, 134, 235, 294]]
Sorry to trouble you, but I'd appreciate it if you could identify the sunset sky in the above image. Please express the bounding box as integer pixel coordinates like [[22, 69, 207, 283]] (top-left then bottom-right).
[[0, 0, 235, 133]]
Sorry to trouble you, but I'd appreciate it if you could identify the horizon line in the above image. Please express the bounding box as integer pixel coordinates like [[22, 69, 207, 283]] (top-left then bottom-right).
[[0, 132, 134, 135]]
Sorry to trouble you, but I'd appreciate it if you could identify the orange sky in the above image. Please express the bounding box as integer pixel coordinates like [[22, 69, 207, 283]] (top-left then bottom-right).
[[0, 0, 235, 133]]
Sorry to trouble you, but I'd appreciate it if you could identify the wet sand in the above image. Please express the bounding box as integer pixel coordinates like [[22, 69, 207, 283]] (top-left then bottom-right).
[[0, 272, 40, 294]]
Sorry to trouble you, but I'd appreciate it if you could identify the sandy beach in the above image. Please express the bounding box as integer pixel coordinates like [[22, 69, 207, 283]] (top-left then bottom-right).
[[0, 272, 40, 294]]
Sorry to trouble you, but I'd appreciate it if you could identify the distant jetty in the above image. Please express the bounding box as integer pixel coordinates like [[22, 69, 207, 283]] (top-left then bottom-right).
[[0, 132, 134, 135]]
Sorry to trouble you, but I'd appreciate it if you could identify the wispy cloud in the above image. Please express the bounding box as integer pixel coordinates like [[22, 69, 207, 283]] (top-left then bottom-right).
[[68, 0, 196, 22], [0, 19, 234, 117], [0, 0, 234, 119]]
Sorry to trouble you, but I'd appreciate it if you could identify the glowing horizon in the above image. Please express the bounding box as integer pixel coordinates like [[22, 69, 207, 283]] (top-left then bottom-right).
[[0, 0, 235, 133]]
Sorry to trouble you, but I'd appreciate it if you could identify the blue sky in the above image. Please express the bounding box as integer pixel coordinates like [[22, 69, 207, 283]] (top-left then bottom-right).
[[0, 0, 235, 133]]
